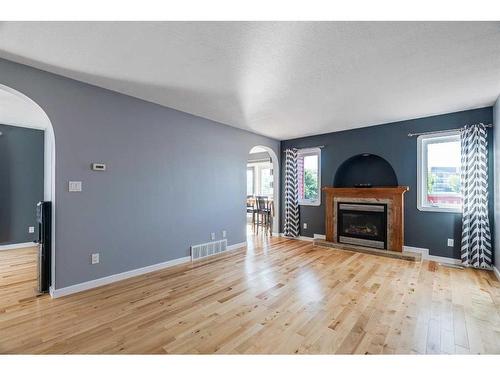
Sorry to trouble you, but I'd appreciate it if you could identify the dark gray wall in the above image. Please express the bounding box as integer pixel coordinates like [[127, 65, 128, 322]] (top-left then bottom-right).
[[0, 123, 44, 245], [281, 107, 494, 259], [493, 96, 500, 271], [0, 58, 279, 288]]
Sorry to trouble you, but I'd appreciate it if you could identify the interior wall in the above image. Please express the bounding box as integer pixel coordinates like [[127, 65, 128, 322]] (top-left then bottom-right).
[[0, 123, 44, 245], [281, 107, 494, 259], [0, 57, 279, 289], [493, 96, 499, 271]]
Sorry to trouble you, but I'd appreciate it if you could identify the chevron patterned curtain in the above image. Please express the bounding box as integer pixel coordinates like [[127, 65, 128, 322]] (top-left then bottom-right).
[[284, 148, 300, 237], [460, 124, 492, 269]]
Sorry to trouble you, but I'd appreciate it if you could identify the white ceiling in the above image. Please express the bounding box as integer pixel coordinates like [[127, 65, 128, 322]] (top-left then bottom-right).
[[0, 22, 499, 140]]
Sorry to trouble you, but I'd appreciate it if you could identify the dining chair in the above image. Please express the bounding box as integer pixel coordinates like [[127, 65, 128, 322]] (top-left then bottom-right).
[[255, 196, 272, 234], [246, 195, 256, 228]]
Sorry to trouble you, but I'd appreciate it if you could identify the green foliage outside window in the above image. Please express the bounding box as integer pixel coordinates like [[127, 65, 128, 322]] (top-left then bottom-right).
[[304, 169, 318, 199], [448, 175, 460, 193], [427, 174, 436, 194], [427, 173, 460, 194]]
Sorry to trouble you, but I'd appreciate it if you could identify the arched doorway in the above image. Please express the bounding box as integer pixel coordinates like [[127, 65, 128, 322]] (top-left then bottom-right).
[[247, 146, 279, 235], [0, 83, 56, 290]]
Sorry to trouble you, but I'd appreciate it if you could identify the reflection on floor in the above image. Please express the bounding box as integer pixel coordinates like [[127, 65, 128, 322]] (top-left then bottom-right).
[[0, 236, 499, 354], [0, 246, 38, 308]]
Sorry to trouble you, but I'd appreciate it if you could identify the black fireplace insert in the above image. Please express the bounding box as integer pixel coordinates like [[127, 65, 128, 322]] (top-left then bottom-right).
[[337, 202, 387, 249]]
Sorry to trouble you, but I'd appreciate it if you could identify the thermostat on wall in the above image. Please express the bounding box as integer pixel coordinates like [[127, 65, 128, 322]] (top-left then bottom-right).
[[91, 163, 106, 171]]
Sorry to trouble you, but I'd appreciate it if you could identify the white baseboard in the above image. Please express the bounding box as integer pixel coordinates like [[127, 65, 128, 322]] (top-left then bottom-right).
[[0, 242, 36, 251], [493, 266, 500, 282], [50, 256, 191, 299], [277, 233, 312, 241], [50, 241, 247, 299], [227, 241, 247, 251], [403, 245, 462, 265], [279, 233, 326, 241]]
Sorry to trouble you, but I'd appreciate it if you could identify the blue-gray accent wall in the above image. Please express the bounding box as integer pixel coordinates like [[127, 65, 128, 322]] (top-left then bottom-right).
[[0, 123, 44, 245], [0, 57, 279, 289], [281, 107, 494, 259]]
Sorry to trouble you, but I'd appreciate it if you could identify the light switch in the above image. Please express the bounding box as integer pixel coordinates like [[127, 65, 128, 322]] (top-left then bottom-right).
[[69, 181, 82, 192]]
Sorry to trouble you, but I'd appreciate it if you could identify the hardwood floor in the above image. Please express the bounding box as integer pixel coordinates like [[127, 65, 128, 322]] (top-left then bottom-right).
[[0, 246, 38, 308], [0, 236, 499, 354]]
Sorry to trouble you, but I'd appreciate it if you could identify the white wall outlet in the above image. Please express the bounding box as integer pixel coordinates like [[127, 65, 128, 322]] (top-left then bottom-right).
[[211, 232, 216, 241], [91, 253, 100, 264], [68, 181, 82, 192], [303, 222, 308, 229], [28, 226, 35, 233], [447, 239, 454, 247], [222, 230, 227, 238]]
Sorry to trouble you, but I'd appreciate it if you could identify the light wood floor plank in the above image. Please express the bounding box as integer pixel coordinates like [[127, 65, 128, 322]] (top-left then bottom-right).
[[0, 237, 499, 354]]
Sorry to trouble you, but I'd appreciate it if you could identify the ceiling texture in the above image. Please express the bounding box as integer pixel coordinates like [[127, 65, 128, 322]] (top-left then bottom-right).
[[0, 21, 499, 140]]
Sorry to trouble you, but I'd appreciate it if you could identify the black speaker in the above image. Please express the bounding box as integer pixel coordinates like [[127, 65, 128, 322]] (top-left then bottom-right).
[[36, 201, 52, 293]]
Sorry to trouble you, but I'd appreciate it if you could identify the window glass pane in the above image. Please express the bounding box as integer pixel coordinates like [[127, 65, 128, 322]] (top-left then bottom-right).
[[303, 155, 319, 200], [246, 168, 254, 195], [426, 139, 461, 208], [260, 167, 273, 196], [297, 149, 321, 205]]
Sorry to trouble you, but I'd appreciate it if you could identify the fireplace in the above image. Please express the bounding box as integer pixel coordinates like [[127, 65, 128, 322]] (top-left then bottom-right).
[[337, 202, 387, 249], [324, 187, 408, 252]]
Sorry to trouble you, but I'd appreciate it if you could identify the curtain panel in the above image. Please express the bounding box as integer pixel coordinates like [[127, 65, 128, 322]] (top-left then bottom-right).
[[283, 148, 300, 237], [460, 123, 492, 269]]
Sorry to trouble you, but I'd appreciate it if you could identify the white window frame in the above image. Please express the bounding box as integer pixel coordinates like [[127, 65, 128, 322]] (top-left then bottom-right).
[[246, 166, 256, 196], [298, 147, 321, 206], [417, 131, 462, 213], [259, 165, 274, 197]]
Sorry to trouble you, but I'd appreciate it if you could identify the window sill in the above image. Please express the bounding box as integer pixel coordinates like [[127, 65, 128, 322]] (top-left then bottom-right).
[[417, 205, 462, 214], [299, 201, 321, 207]]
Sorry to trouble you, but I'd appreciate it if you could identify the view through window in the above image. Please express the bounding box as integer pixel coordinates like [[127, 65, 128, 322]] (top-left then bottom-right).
[[246, 161, 273, 197], [260, 167, 273, 196], [298, 148, 321, 206], [246, 167, 254, 196], [418, 132, 462, 212]]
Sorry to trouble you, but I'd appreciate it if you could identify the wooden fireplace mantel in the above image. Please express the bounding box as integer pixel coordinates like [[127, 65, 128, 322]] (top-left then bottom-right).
[[323, 186, 409, 252]]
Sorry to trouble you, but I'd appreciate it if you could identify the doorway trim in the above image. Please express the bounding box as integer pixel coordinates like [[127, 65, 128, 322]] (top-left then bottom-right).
[[0, 83, 56, 289], [248, 145, 280, 234]]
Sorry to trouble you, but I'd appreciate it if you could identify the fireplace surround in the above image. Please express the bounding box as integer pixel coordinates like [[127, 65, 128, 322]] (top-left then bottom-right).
[[323, 186, 408, 252]]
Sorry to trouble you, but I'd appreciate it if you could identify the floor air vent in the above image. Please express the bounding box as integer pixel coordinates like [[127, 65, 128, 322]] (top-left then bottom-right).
[[191, 239, 228, 261]]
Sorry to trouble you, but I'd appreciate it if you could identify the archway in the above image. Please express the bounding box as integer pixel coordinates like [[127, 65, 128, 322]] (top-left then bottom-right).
[[247, 145, 280, 235], [0, 83, 56, 289]]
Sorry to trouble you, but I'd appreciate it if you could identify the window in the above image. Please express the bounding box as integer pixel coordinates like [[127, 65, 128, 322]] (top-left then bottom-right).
[[246, 167, 255, 196], [297, 148, 321, 206], [260, 166, 273, 196], [417, 132, 462, 213], [247, 162, 273, 197]]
